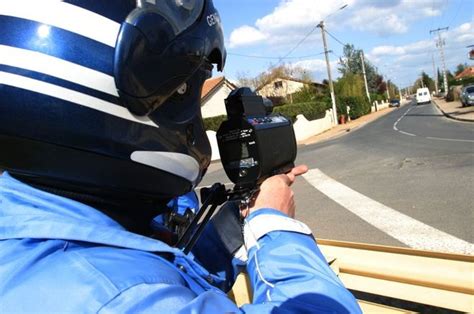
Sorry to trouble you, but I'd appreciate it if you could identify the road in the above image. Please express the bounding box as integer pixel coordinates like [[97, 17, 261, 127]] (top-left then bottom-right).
[[200, 101, 474, 254]]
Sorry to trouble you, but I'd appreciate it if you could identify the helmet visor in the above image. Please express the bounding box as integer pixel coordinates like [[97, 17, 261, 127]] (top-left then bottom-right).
[[138, 0, 205, 36]]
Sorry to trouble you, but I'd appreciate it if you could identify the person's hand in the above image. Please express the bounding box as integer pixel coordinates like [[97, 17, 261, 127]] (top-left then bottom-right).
[[242, 165, 308, 218]]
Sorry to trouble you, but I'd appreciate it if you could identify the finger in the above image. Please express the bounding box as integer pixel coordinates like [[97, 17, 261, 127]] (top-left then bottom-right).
[[286, 164, 308, 185], [291, 164, 308, 176]]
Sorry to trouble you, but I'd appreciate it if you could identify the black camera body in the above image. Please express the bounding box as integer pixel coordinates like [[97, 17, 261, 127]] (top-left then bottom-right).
[[217, 88, 296, 190]]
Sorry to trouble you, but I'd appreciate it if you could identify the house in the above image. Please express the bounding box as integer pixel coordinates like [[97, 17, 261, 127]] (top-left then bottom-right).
[[455, 66, 474, 80], [200, 76, 236, 118], [256, 77, 325, 103]]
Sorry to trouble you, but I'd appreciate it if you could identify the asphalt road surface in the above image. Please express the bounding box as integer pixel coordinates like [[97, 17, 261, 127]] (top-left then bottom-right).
[[200, 101, 474, 255]]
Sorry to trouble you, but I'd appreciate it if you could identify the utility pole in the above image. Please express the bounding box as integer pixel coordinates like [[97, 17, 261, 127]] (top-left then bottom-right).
[[430, 27, 449, 95], [360, 51, 371, 104], [318, 21, 338, 125], [432, 54, 439, 94], [385, 75, 390, 99]]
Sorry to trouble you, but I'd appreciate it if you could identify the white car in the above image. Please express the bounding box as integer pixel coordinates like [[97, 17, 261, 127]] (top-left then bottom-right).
[[416, 88, 431, 105]]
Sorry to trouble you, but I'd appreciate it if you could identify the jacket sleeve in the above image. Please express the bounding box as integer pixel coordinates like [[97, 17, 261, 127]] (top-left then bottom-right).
[[100, 208, 361, 314], [240, 208, 362, 313]]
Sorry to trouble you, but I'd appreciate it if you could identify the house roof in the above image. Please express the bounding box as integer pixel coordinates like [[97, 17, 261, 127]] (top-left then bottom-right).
[[201, 76, 236, 102], [255, 76, 325, 91], [455, 66, 474, 80]]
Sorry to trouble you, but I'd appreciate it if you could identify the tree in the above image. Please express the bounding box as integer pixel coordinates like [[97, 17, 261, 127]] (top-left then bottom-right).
[[338, 44, 382, 95], [454, 63, 468, 76], [236, 71, 259, 90], [335, 73, 365, 98], [237, 64, 311, 91], [421, 71, 435, 91]]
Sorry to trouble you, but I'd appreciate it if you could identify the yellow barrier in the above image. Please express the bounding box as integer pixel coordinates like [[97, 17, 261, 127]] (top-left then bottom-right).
[[229, 239, 474, 313]]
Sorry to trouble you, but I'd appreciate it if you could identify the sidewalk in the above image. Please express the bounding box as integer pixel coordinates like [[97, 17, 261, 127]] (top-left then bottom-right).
[[299, 105, 399, 146], [432, 97, 474, 122]]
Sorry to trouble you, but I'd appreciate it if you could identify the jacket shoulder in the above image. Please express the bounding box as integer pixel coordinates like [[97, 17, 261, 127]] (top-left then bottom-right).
[[69, 243, 187, 291]]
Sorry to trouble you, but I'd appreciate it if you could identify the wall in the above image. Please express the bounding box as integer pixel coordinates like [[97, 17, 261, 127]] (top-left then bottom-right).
[[293, 110, 334, 142], [201, 84, 233, 118], [371, 101, 389, 112], [206, 130, 220, 161]]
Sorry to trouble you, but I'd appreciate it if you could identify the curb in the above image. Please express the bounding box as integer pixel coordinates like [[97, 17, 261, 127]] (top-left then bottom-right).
[[432, 99, 474, 123]]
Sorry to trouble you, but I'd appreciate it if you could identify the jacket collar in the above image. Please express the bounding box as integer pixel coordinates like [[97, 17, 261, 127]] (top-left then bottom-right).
[[0, 172, 184, 256]]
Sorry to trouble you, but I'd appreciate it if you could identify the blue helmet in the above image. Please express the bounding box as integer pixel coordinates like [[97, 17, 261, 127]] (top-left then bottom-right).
[[0, 0, 226, 203]]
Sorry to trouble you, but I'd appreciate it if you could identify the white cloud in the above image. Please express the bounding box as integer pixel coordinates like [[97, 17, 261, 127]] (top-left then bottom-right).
[[291, 58, 340, 81], [227, 0, 449, 50], [368, 22, 474, 86], [347, 9, 407, 35], [228, 0, 344, 48], [371, 39, 433, 57], [345, 0, 446, 36], [451, 22, 474, 44], [229, 26, 267, 48]]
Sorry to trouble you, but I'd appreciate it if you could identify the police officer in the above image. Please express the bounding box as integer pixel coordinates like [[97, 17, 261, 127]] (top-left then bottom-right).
[[0, 1, 361, 312]]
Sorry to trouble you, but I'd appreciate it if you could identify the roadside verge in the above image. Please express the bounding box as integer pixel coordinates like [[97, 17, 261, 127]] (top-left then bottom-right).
[[432, 98, 474, 122]]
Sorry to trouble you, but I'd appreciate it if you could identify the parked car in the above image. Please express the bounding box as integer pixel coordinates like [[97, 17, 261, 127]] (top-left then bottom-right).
[[416, 88, 431, 105], [460, 85, 474, 107], [389, 99, 400, 107]]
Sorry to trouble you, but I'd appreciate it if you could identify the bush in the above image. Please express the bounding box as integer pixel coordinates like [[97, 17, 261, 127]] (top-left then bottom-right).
[[266, 96, 286, 107], [274, 101, 330, 123], [203, 114, 226, 131], [370, 93, 386, 103], [445, 86, 462, 102], [339, 96, 371, 119], [461, 77, 474, 86], [291, 85, 323, 103]]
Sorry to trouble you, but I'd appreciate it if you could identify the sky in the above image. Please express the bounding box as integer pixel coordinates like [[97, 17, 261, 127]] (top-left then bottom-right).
[[212, 0, 474, 89]]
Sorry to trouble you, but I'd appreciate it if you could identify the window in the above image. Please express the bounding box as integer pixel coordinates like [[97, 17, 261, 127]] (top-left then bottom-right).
[[274, 81, 283, 89]]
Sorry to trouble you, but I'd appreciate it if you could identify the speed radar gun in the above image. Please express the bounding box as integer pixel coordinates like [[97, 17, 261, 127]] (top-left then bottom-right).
[[176, 87, 297, 254], [217, 87, 296, 193]]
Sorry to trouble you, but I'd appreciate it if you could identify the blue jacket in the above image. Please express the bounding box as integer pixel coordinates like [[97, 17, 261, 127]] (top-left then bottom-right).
[[0, 172, 361, 313]]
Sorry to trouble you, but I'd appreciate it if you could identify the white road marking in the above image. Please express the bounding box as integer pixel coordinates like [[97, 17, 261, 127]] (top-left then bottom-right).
[[303, 169, 473, 255], [393, 107, 413, 134], [426, 136, 474, 143], [399, 130, 415, 136], [393, 105, 474, 143]]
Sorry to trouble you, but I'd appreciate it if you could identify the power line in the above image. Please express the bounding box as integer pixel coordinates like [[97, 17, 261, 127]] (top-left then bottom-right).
[[447, 0, 463, 28], [279, 24, 320, 61], [329, 50, 342, 60], [324, 29, 345, 47], [227, 51, 325, 60]]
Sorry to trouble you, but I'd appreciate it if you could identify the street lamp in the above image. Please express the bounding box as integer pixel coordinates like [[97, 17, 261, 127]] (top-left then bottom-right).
[[317, 4, 348, 125]]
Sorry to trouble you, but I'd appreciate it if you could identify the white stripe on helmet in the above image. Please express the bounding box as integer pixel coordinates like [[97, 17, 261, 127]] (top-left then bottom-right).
[[0, 1, 120, 47], [0, 71, 157, 128], [131, 151, 200, 184], [0, 45, 118, 97]]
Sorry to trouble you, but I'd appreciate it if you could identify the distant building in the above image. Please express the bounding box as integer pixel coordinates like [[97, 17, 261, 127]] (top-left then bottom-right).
[[200, 76, 236, 118], [256, 77, 325, 103], [455, 66, 474, 80]]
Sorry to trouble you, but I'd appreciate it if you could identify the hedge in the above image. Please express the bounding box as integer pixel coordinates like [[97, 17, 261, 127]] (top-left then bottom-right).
[[338, 96, 371, 120], [202, 101, 330, 131], [274, 101, 329, 123], [203, 114, 226, 131]]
